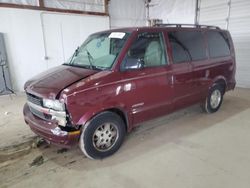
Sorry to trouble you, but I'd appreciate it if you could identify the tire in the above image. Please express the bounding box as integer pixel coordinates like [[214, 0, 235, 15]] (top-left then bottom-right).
[[79, 111, 126, 159], [203, 84, 224, 113]]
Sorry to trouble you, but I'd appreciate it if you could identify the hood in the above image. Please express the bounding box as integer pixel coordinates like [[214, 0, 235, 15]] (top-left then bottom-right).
[[25, 65, 98, 99]]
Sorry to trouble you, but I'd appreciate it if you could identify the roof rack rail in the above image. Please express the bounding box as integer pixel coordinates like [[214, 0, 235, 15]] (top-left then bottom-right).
[[154, 24, 221, 30]]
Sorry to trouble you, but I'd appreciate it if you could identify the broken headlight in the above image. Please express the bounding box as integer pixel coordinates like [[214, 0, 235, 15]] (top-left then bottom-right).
[[43, 99, 65, 111]]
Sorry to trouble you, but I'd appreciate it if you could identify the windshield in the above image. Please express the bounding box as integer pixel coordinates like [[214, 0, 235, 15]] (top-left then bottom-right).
[[64, 32, 130, 70]]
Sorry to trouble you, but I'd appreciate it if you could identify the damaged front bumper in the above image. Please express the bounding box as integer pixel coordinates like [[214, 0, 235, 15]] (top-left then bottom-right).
[[23, 103, 80, 148], [27, 101, 67, 127]]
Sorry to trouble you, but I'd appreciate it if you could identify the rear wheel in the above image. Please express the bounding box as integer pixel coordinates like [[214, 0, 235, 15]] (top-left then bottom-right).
[[203, 84, 224, 113], [79, 111, 126, 159]]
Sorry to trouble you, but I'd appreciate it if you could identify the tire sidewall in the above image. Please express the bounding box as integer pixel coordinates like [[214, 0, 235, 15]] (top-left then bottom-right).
[[205, 84, 224, 113], [79, 111, 126, 159]]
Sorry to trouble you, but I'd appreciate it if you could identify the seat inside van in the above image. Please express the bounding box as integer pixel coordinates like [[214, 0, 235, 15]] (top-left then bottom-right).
[[144, 41, 163, 67]]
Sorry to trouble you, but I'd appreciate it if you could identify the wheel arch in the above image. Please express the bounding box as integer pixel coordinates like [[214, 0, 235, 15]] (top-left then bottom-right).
[[212, 76, 227, 94], [77, 107, 131, 132]]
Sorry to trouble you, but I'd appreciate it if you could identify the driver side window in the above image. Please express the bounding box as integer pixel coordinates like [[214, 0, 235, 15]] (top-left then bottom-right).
[[122, 32, 167, 70]]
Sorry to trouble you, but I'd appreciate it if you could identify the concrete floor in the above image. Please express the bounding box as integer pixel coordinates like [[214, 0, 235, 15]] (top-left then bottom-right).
[[1, 88, 250, 188], [0, 94, 35, 149]]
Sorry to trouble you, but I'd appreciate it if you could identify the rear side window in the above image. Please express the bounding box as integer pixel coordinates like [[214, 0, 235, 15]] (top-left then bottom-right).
[[207, 31, 230, 58], [170, 41, 191, 63], [168, 31, 207, 64]]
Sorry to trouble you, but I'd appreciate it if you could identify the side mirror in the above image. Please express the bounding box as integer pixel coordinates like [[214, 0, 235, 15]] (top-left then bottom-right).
[[121, 58, 144, 71]]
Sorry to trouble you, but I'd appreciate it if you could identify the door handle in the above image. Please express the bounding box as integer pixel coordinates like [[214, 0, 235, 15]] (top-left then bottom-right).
[[167, 75, 175, 85], [171, 75, 175, 84], [205, 70, 210, 78]]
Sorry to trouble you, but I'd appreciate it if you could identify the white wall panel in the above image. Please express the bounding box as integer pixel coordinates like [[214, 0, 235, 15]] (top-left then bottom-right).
[[109, 0, 146, 28], [199, 0, 250, 88], [42, 13, 109, 69], [200, 0, 228, 7], [0, 0, 105, 12], [109, 0, 196, 28], [0, 8, 46, 92], [150, 0, 196, 24], [229, 0, 250, 88], [0, 0, 38, 6], [199, 0, 229, 29], [0, 8, 109, 91], [44, 0, 105, 13]]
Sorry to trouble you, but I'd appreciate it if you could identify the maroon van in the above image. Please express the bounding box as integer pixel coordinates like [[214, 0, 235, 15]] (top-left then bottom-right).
[[23, 24, 236, 159]]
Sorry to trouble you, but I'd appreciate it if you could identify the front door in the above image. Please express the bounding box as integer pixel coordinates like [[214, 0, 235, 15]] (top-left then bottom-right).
[[120, 31, 173, 125]]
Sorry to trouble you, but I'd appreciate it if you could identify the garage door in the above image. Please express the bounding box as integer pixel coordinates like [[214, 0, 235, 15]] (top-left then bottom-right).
[[198, 0, 250, 88]]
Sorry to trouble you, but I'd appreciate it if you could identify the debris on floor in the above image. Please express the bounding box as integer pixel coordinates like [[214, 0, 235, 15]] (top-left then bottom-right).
[[67, 160, 76, 165], [57, 148, 68, 154], [34, 138, 47, 148], [29, 155, 44, 167], [0, 137, 36, 163]]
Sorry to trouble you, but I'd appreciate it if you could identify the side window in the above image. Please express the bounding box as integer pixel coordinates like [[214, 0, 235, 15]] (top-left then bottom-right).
[[170, 41, 191, 63], [207, 31, 230, 58], [122, 32, 167, 69], [168, 31, 207, 64]]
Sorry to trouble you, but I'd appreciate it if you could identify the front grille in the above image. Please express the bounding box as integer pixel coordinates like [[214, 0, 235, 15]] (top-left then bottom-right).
[[26, 93, 51, 121], [29, 106, 52, 121], [26, 93, 43, 106]]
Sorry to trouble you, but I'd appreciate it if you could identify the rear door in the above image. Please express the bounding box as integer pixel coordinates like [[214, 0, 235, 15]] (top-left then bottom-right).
[[178, 30, 210, 100], [120, 31, 173, 125]]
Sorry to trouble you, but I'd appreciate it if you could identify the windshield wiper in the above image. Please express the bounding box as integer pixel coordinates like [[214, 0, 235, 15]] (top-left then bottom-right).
[[85, 49, 94, 69], [69, 47, 79, 64]]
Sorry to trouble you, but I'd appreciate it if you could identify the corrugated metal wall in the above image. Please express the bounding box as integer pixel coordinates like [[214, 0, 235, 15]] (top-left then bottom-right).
[[229, 0, 250, 88], [198, 0, 229, 28], [198, 0, 250, 88]]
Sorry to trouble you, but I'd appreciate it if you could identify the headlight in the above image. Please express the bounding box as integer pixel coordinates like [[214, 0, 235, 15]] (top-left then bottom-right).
[[43, 99, 65, 111]]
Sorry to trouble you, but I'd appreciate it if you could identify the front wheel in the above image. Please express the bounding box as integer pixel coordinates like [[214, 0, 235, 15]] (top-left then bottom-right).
[[203, 84, 224, 113], [79, 111, 126, 159]]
